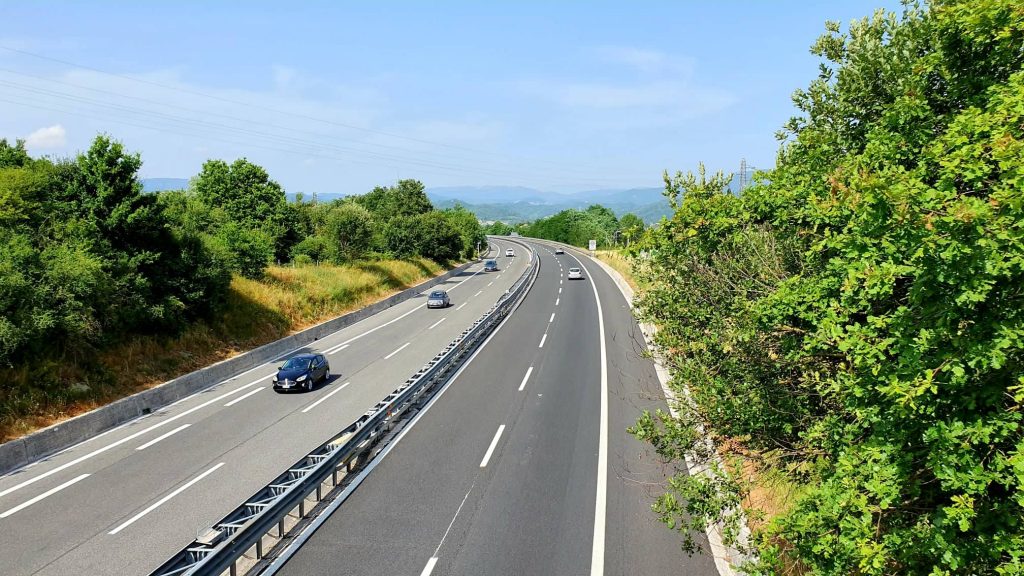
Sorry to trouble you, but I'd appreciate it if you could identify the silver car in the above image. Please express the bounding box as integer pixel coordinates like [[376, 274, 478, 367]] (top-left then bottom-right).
[[567, 267, 584, 280], [427, 290, 450, 308], [505, 249, 515, 257]]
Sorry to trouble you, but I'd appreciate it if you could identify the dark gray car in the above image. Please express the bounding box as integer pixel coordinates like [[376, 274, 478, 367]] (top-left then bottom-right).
[[273, 353, 330, 392]]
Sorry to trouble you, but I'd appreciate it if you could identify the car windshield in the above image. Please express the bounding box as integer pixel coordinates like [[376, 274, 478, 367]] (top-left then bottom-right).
[[282, 357, 312, 371], [486, 260, 496, 265], [570, 268, 580, 272], [430, 291, 446, 298]]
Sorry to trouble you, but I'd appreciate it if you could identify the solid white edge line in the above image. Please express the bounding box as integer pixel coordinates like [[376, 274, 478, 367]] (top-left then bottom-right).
[[518, 366, 534, 392], [384, 342, 411, 360], [0, 473, 90, 518], [582, 245, 742, 576], [539, 333, 547, 348], [428, 317, 447, 330], [108, 462, 225, 535], [0, 378, 262, 499], [420, 557, 439, 576], [566, 251, 609, 576], [224, 387, 264, 407], [479, 424, 506, 468], [135, 424, 191, 451], [261, 282, 526, 576], [301, 382, 350, 414]]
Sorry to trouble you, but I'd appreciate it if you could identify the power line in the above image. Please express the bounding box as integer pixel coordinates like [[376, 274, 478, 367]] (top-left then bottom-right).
[[0, 45, 630, 178]]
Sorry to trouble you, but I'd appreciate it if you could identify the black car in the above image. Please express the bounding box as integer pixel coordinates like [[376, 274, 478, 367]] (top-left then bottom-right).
[[273, 353, 330, 392], [484, 259, 499, 271]]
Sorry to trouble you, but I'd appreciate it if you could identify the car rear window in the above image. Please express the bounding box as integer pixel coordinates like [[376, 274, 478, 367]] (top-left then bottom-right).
[[430, 291, 446, 298]]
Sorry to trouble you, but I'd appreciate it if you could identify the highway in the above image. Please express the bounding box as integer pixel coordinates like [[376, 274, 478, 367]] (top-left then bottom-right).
[[272, 240, 719, 575], [0, 238, 529, 576]]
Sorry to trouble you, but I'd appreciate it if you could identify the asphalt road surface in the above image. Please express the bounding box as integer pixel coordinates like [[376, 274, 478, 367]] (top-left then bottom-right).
[[273, 239, 719, 576], [0, 238, 529, 576]]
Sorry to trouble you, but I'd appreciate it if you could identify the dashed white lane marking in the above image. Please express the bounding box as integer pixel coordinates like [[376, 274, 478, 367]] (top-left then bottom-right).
[[224, 387, 264, 407], [384, 342, 411, 360], [0, 474, 90, 518], [135, 425, 190, 451], [456, 303, 467, 310], [479, 425, 506, 468], [539, 334, 547, 348], [518, 366, 534, 392], [474, 290, 483, 297], [108, 462, 225, 534], [301, 382, 350, 413], [556, 298, 560, 306], [428, 317, 447, 330]]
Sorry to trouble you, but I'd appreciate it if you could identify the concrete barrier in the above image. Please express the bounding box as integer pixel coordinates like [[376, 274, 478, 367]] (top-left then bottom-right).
[[0, 261, 475, 475]]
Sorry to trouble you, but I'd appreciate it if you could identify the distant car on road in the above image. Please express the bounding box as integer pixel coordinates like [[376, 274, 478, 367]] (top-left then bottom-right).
[[554, 248, 564, 254], [505, 248, 515, 257], [427, 290, 450, 308], [568, 267, 584, 280], [274, 353, 330, 392], [484, 259, 499, 271]]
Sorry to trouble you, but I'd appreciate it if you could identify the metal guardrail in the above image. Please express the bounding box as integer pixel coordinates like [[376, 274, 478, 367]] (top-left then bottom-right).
[[150, 245, 539, 576]]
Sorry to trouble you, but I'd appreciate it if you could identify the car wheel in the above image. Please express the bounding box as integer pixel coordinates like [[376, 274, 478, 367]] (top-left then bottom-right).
[[324, 369, 330, 382]]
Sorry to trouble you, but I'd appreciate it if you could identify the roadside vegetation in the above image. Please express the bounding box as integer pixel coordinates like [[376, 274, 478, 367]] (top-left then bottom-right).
[[490, 205, 645, 249], [627, 1, 1024, 574], [0, 137, 483, 441]]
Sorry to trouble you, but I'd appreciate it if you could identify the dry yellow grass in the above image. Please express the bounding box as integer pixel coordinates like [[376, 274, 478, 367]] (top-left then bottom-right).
[[0, 258, 443, 442], [595, 249, 640, 291]]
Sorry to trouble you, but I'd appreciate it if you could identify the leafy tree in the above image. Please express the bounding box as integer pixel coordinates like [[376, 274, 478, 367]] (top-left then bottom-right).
[[215, 223, 273, 280], [618, 213, 645, 245], [354, 179, 433, 220], [485, 221, 514, 236], [324, 203, 373, 262], [411, 211, 463, 262], [0, 139, 33, 169], [443, 204, 486, 258], [632, 2, 1024, 574]]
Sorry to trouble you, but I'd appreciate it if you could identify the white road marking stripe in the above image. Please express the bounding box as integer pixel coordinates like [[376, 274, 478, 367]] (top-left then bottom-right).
[[456, 302, 467, 310], [109, 462, 225, 535], [224, 387, 264, 407], [301, 382, 350, 413], [479, 425, 506, 468], [559, 287, 562, 294], [474, 290, 483, 297], [428, 317, 446, 330], [384, 342, 411, 360], [135, 425, 190, 451], [420, 558, 439, 576], [0, 378, 262, 499], [556, 298, 560, 306], [549, 312, 555, 323], [324, 342, 349, 355], [0, 474, 90, 518], [573, 254, 610, 576], [487, 281, 494, 287], [560, 279, 563, 284], [518, 366, 533, 392], [539, 333, 547, 348]]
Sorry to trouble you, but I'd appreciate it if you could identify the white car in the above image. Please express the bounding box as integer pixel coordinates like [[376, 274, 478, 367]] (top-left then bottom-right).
[[554, 248, 564, 255], [568, 267, 583, 280], [505, 249, 515, 257]]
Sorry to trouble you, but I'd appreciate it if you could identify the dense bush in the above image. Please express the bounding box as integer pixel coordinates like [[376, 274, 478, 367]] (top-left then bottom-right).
[[0, 136, 232, 367], [523, 204, 631, 247], [631, 2, 1024, 574]]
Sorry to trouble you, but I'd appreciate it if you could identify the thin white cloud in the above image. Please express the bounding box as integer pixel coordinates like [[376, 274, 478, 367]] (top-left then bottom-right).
[[592, 45, 696, 76], [518, 79, 736, 119], [25, 124, 66, 149]]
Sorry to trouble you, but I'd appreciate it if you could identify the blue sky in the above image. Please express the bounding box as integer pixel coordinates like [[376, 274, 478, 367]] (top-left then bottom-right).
[[1, 1, 902, 194]]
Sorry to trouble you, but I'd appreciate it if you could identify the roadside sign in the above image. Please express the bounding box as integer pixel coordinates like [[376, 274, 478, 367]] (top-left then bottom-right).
[[588, 239, 597, 251]]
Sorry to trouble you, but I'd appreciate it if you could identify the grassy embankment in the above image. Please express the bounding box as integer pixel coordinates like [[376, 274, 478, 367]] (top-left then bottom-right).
[[594, 248, 802, 535], [0, 258, 442, 442]]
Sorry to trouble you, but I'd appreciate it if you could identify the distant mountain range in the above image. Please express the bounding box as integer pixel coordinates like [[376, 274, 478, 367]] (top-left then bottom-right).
[[139, 179, 677, 224], [426, 186, 672, 224]]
